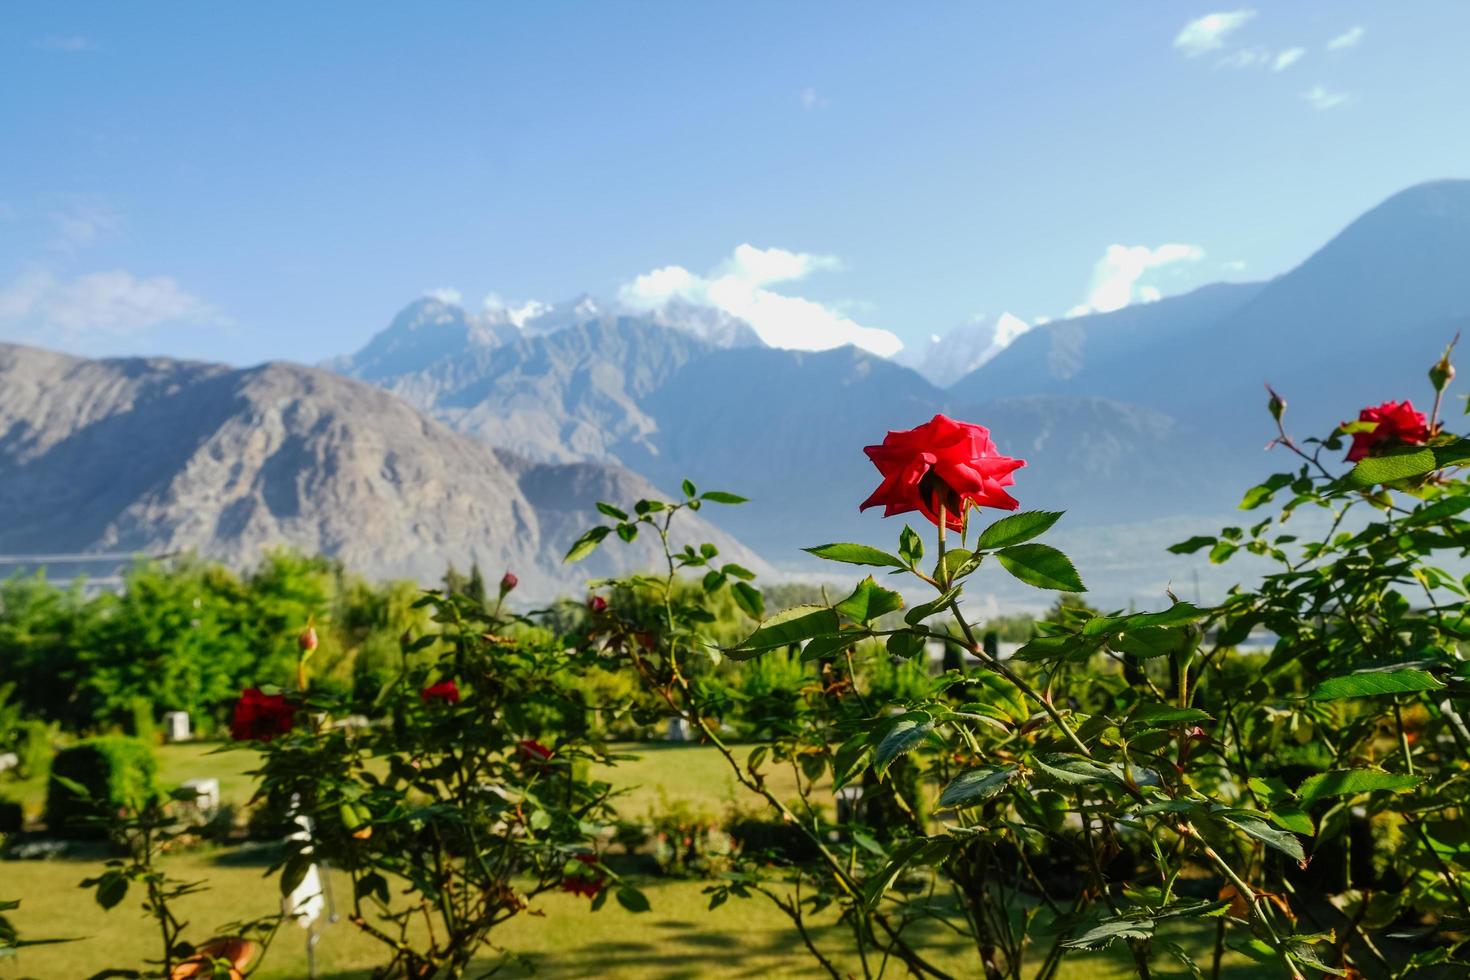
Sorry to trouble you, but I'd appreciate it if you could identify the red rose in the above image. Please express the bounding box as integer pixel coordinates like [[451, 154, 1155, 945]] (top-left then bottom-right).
[[861, 414, 1025, 530], [588, 595, 608, 614], [499, 571, 518, 594], [421, 679, 460, 704], [1344, 400, 1430, 462], [229, 688, 295, 742], [517, 738, 554, 764], [560, 853, 605, 898], [298, 625, 318, 652]]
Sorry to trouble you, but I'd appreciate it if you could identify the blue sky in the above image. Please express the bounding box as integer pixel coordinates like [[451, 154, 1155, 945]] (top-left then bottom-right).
[[3, 2, 1469, 365]]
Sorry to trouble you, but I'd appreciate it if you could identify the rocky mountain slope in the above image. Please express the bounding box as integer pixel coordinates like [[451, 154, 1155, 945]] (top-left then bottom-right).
[[0, 343, 763, 598]]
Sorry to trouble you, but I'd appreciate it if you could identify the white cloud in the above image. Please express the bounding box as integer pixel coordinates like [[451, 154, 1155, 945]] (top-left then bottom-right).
[[34, 35, 94, 52], [800, 87, 828, 110], [620, 244, 902, 357], [0, 269, 222, 339], [424, 287, 462, 305], [1222, 259, 1248, 271], [1174, 10, 1255, 56], [1273, 47, 1305, 71], [1218, 46, 1273, 69], [1066, 243, 1206, 318], [49, 199, 122, 250], [1327, 26, 1365, 50], [483, 293, 552, 328], [1302, 84, 1351, 110]]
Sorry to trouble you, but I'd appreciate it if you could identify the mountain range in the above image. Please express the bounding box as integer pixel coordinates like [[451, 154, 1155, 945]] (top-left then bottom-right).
[[5, 180, 1470, 608]]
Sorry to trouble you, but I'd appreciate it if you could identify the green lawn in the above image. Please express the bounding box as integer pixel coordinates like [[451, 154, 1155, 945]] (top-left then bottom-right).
[[1, 743, 1255, 978]]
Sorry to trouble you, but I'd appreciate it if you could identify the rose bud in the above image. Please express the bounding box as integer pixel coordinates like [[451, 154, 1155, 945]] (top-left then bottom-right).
[[298, 624, 319, 652], [1264, 383, 1287, 423], [499, 571, 518, 595], [588, 595, 608, 614]]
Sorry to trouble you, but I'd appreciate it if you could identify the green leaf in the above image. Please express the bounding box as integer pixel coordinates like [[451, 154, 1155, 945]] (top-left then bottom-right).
[[898, 525, 924, 565], [1307, 668, 1445, 700], [564, 526, 611, 563], [835, 577, 905, 623], [803, 543, 906, 568], [995, 544, 1086, 592], [935, 548, 980, 582], [731, 582, 764, 621], [721, 563, 756, 581], [885, 631, 927, 659], [615, 885, 651, 913], [1167, 536, 1216, 555], [1127, 703, 1212, 728], [937, 765, 1019, 809], [1217, 810, 1305, 864], [1296, 769, 1422, 803], [1062, 917, 1155, 950], [976, 511, 1063, 550], [904, 587, 958, 626], [700, 490, 748, 504], [873, 713, 934, 776], [862, 838, 927, 908], [1032, 754, 1126, 788], [595, 502, 628, 520], [727, 605, 840, 658], [1239, 473, 1292, 510], [1346, 447, 1437, 487], [800, 631, 869, 662], [94, 873, 128, 911]]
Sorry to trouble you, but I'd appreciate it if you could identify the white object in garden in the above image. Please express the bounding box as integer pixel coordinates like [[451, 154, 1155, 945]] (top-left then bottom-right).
[[181, 777, 220, 815], [162, 711, 192, 742], [665, 716, 690, 742], [0, 752, 17, 773], [286, 812, 326, 930]]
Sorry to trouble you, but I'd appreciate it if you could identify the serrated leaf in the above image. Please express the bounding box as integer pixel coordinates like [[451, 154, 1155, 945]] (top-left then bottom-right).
[[1031, 754, 1127, 788], [1346, 447, 1437, 487], [904, 588, 958, 626], [862, 838, 927, 908], [731, 581, 764, 620], [564, 526, 611, 563], [835, 576, 904, 623], [898, 525, 923, 565], [803, 542, 906, 568], [1217, 810, 1305, 863], [1126, 703, 1212, 727], [727, 605, 840, 658], [1308, 668, 1444, 700], [1296, 769, 1422, 803], [995, 544, 1085, 592], [1240, 473, 1293, 510], [1167, 535, 1216, 555], [885, 631, 927, 659], [799, 631, 868, 662], [937, 765, 1019, 809], [1061, 917, 1155, 950], [976, 510, 1063, 550], [873, 713, 934, 776]]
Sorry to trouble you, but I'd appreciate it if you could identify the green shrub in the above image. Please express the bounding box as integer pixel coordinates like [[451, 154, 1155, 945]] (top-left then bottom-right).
[[44, 736, 159, 838], [12, 719, 55, 780]]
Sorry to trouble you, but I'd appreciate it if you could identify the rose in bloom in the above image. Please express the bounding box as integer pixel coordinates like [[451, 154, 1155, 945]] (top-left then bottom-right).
[[588, 595, 608, 614], [1344, 400, 1430, 462], [421, 679, 461, 704], [560, 853, 605, 899], [861, 414, 1025, 530], [229, 688, 295, 742], [517, 738, 554, 764]]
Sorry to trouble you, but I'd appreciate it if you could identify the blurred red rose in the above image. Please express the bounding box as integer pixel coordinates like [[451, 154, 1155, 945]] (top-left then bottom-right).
[[1344, 400, 1430, 462], [499, 571, 518, 594], [298, 624, 318, 652], [861, 414, 1025, 530], [421, 679, 460, 704], [560, 853, 605, 898], [588, 595, 608, 614], [518, 738, 554, 763], [230, 688, 294, 742]]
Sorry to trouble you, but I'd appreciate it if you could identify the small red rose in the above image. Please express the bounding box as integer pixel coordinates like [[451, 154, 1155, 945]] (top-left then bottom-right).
[[560, 853, 605, 899], [861, 414, 1025, 530], [517, 738, 554, 764], [500, 571, 518, 594], [421, 679, 460, 704], [298, 624, 319, 652], [588, 595, 608, 614], [1344, 400, 1430, 462], [230, 688, 295, 742]]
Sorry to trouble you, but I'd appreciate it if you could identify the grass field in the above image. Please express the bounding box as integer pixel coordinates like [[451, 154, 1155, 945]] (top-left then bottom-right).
[[1, 742, 1256, 978]]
